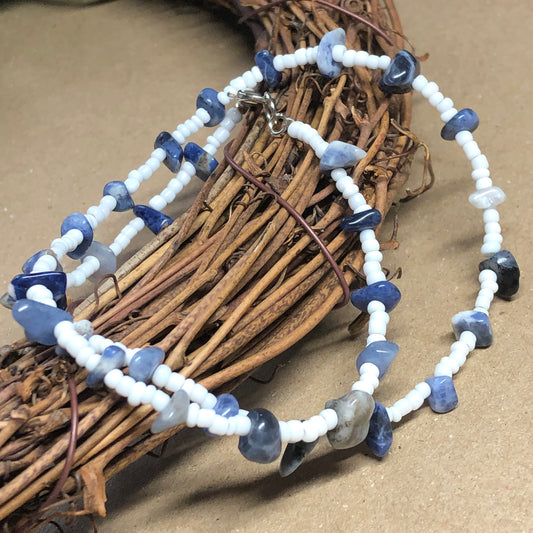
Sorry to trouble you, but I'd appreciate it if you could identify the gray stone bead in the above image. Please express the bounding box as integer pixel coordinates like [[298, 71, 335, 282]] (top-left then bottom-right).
[[238, 408, 281, 464], [279, 438, 318, 477], [325, 390, 375, 449], [151, 389, 189, 434]]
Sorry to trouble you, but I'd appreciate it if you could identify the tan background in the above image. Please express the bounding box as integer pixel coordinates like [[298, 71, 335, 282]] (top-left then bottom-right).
[[0, 1, 531, 532]]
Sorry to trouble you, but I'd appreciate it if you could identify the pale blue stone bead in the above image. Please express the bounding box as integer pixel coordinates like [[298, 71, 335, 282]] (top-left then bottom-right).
[[441, 108, 479, 140], [11, 271, 67, 309], [365, 402, 393, 457], [319, 140, 366, 173], [154, 131, 184, 173], [350, 281, 401, 312], [279, 438, 318, 477], [378, 50, 420, 94], [151, 390, 190, 434], [183, 142, 218, 181], [132, 205, 173, 235], [103, 181, 134, 212], [255, 50, 282, 88], [425, 376, 458, 413], [238, 408, 281, 464], [61, 213, 94, 260], [22, 250, 62, 274], [129, 346, 165, 383], [356, 340, 399, 379], [317, 28, 345, 78], [12, 299, 73, 345], [451, 310, 493, 347], [197, 88, 225, 127], [86, 345, 126, 388], [81, 241, 117, 283]]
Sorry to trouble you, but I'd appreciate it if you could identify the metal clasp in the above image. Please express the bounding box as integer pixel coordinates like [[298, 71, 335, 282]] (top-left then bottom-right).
[[235, 90, 292, 136]]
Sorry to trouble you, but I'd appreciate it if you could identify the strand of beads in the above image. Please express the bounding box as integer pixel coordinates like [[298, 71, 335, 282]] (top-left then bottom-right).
[[8, 29, 520, 478]]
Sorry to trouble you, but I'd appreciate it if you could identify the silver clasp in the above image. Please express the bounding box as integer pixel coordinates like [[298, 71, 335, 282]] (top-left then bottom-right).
[[235, 90, 292, 136]]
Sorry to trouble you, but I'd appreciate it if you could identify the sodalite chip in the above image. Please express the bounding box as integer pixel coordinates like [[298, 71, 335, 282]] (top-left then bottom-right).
[[151, 389, 190, 434], [129, 346, 165, 383], [451, 310, 493, 348], [61, 213, 94, 260], [350, 281, 401, 313], [197, 88, 225, 127], [238, 408, 281, 464], [11, 271, 67, 309], [340, 209, 382, 232], [356, 340, 399, 379], [255, 50, 281, 88], [440, 108, 479, 140], [132, 205, 173, 235], [154, 131, 184, 173], [183, 142, 218, 181], [279, 438, 319, 477], [479, 250, 520, 299], [425, 376, 458, 413], [86, 345, 126, 388], [317, 28, 345, 78], [378, 50, 420, 94], [12, 299, 72, 346], [103, 181, 134, 212], [319, 140, 366, 173], [326, 390, 374, 449], [365, 402, 392, 457]]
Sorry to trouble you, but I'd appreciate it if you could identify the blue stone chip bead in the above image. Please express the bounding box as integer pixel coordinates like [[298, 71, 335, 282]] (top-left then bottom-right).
[[81, 241, 117, 283], [86, 345, 126, 388], [61, 213, 94, 260], [151, 390, 190, 434], [238, 408, 282, 464], [319, 140, 367, 173], [12, 299, 73, 345], [103, 181, 134, 212], [479, 250, 520, 300], [425, 376, 458, 413], [451, 310, 493, 348], [365, 402, 393, 457], [196, 88, 225, 127], [11, 271, 67, 309], [132, 205, 173, 235], [205, 393, 240, 436], [356, 340, 399, 379], [340, 209, 382, 233], [317, 28, 346, 78], [350, 281, 401, 313], [1, 292, 16, 310], [378, 50, 420, 94], [279, 438, 319, 477], [129, 346, 165, 383], [22, 250, 62, 274], [183, 142, 218, 181], [440, 108, 479, 141], [254, 50, 282, 88], [154, 131, 184, 173]]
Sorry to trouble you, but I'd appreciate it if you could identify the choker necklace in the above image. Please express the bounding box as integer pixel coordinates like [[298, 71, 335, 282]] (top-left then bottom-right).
[[5, 28, 520, 477]]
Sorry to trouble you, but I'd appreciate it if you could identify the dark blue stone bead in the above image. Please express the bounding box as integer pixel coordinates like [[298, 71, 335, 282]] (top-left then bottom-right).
[[317, 28, 345, 78], [132, 205, 173, 235], [340, 209, 382, 233], [238, 408, 281, 464], [320, 140, 366, 173], [440, 108, 479, 141], [365, 402, 393, 457], [279, 438, 318, 477], [129, 346, 165, 383], [11, 271, 67, 309], [425, 376, 458, 413], [12, 299, 72, 345], [451, 310, 493, 348], [154, 131, 184, 173], [60, 213, 93, 260], [356, 340, 399, 379], [103, 181, 134, 212], [479, 250, 520, 300], [22, 250, 62, 274], [196, 88, 225, 127], [205, 393, 240, 436], [86, 345, 126, 388], [183, 142, 218, 181], [378, 50, 420, 94], [350, 281, 401, 312], [255, 50, 282, 88]]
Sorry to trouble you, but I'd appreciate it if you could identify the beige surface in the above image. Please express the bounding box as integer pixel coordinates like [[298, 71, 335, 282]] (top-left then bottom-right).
[[0, 1, 532, 532]]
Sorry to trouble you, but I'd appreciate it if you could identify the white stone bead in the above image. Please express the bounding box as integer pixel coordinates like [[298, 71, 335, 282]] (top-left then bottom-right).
[[367, 300, 386, 314], [189, 383, 208, 405], [475, 177, 493, 190], [209, 414, 229, 435], [196, 408, 216, 428], [287, 419, 304, 443], [186, 402, 200, 427], [428, 91, 444, 107], [412, 75, 429, 92], [471, 154, 489, 170], [440, 108, 458, 123], [366, 333, 386, 345], [354, 50, 369, 66], [75, 346, 95, 367], [115, 375, 136, 398], [104, 368, 123, 389], [152, 364, 172, 388], [166, 372, 185, 392], [377, 55, 391, 70], [414, 381, 431, 398], [127, 381, 147, 407], [421, 81, 439, 98], [436, 97, 454, 113]]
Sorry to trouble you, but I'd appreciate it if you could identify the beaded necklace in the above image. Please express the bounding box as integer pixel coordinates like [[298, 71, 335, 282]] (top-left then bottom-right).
[[5, 28, 519, 476]]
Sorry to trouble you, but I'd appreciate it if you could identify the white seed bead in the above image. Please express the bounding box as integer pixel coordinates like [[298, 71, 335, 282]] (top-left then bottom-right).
[[171, 130, 186, 145], [32, 254, 58, 273], [63, 335, 89, 357], [127, 381, 147, 406], [386, 406, 400, 423], [177, 170, 191, 186], [472, 168, 490, 180], [186, 402, 200, 427], [320, 408, 338, 430], [166, 372, 185, 392], [354, 204, 371, 214], [485, 222, 501, 235], [234, 415, 251, 436], [353, 50, 369, 66], [377, 55, 391, 70], [226, 417, 238, 436], [196, 408, 216, 428], [434, 361, 453, 378], [363, 260, 383, 278], [302, 419, 320, 442], [366, 55, 380, 69], [414, 381, 431, 398], [295, 47, 310, 65], [213, 127, 231, 144], [436, 97, 454, 113], [279, 421, 291, 443], [89, 334, 113, 353], [393, 397, 412, 418], [405, 388, 425, 410], [359, 362, 380, 377], [150, 389, 170, 412], [330, 167, 348, 181], [124, 176, 140, 194], [273, 55, 284, 71], [85, 353, 102, 372], [189, 383, 208, 405], [481, 239, 502, 256], [479, 269, 498, 284], [366, 270, 386, 285], [368, 314, 387, 337], [342, 49, 357, 67], [441, 108, 458, 122], [203, 144, 217, 156], [348, 193, 367, 211], [167, 179, 183, 195], [195, 107, 211, 125], [209, 414, 229, 435], [251, 65, 263, 83], [332, 44, 346, 62], [115, 375, 136, 398], [104, 368, 123, 389], [483, 232, 503, 244], [203, 393, 217, 410], [138, 164, 153, 181], [146, 157, 161, 172], [412, 74, 428, 92], [482, 209, 500, 224], [367, 300, 386, 314], [26, 284, 54, 302], [352, 380, 375, 395], [428, 91, 444, 107], [455, 130, 473, 147], [471, 154, 489, 170], [217, 91, 231, 106], [140, 384, 157, 405], [125, 348, 138, 365], [463, 141, 482, 160], [421, 81, 439, 98], [449, 348, 467, 368], [366, 333, 386, 345], [181, 378, 195, 396], [149, 194, 167, 211], [287, 419, 304, 443], [160, 188, 176, 204], [306, 46, 318, 64], [75, 346, 95, 367], [476, 177, 493, 190], [439, 355, 460, 374], [152, 364, 172, 388], [475, 288, 494, 310], [361, 239, 380, 253], [365, 250, 383, 263], [460, 331, 477, 351]]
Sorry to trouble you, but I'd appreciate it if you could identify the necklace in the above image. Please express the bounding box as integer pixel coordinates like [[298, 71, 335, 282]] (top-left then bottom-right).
[[5, 28, 519, 477]]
